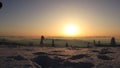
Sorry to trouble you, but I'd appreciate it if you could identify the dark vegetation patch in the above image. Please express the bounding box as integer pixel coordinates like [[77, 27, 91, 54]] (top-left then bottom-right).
[[32, 53, 94, 68], [96, 63, 120, 68], [64, 61, 94, 68], [67, 47, 80, 50], [32, 55, 63, 68], [14, 64, 33, 68], [91, 48, 115, 54], [51, 50, 64, 53], [33, 52, 70, 57], [23, 48, 34, 51], [97, 55, 113, 60], [95, 44, 120, 47], [91, 50, 100, 52], [68, 54, 89, 60], [48, 53, 70, 57], [96, 63, 114, 68], [99, 48, 115, 54], [33, 52, 48, 56], [7, 55, 27, 61]]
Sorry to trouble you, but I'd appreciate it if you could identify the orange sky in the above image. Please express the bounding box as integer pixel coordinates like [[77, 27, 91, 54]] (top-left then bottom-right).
[[0, 0, 120, 37]]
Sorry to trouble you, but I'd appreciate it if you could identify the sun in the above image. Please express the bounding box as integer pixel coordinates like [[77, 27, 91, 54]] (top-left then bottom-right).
[[64, 24, 79, 36]]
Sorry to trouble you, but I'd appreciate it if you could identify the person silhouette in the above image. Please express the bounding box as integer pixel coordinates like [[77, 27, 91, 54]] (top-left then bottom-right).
[[40, 36, 45, 46], [52, 39, 55, 47], [111, 37, 116, 45], [66, 42, 68, 47], [87, 42, 90, 48], [98, 41, 101, 45], [93, 40, 96, 45]]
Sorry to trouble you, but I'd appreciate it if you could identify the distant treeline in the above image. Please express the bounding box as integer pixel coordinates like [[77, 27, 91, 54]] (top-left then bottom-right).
[[0, 38, 33, 47], [94, 37, 120, 47], [0, 36, 120, 47]]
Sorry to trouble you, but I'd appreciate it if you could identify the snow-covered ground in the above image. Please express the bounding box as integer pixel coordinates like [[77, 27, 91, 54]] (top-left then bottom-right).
[[0, 46, 120, 68]]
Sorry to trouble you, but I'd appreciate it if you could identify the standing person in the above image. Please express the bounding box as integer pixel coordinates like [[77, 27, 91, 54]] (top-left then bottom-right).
[[111, 37, 116, 45], [93, 40, 96, 45], [40, 35, 45, 47], [52, 39, 55, 47], [98, 41, 101, 45], [87, 42, 90, 48], [66, 42, 68, 47]]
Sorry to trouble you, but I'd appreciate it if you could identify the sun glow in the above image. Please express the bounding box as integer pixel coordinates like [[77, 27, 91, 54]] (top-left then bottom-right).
[[64, 24, 79, 36]]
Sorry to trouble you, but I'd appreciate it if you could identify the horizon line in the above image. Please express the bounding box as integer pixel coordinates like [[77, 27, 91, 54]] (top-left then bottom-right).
[[0, 35, 119, 38]]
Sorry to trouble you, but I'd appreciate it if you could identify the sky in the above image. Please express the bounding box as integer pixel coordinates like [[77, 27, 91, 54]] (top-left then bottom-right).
[[0, 0, 120, 37]]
